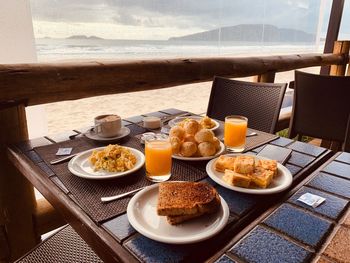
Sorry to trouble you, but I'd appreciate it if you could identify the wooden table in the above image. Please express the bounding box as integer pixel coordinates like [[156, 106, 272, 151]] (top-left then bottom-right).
[[7, 109, 333, 262]]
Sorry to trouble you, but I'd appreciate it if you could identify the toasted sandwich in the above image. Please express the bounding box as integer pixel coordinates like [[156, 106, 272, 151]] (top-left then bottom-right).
[[157, 182, 221, 225]]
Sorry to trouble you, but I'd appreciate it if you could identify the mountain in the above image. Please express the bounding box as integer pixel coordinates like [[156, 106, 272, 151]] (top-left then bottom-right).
[[168, 24, 315, 42], [67, 35, 104, 40]]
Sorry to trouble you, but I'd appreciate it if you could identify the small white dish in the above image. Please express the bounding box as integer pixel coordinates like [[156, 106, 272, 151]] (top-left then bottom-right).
[[206, 154, 293, 194], [127, 184, 229, 244], [68, 146, 145, 180], [168, 116, 220, 131], [85, 126, 130, 142], [172, 141, 225, 161]]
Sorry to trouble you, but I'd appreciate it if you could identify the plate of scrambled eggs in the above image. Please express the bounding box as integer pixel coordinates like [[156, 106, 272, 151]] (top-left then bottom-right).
[[68, 144, 145, 179]]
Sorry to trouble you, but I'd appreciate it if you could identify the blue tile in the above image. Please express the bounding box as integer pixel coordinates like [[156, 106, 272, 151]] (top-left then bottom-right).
[[199, 177, 217, 187], [37, 162, 55, 177], [214, 255, 237, 263], [26, 150, 43, 163], [308, 172, 350, 199], [230, 226, 311, 263], [285, 163, 302, 176], [122, 120, 132, 126], [288, 186, 348, 220], [215, 185, 257, 217], [124, 115, 144, 124], [287, 151, 314, 168], [124, 235, 190, 262], [270, 137, 294, 147], [159, 108, 188, 115], [263, 204, 332, 248], [287, 141, 326, 157], [336, 152, 350, 164], [143, 111, 170, 118], [245, 151, 257, 155], [322, 161, 350, 180], [102, 213, 135, 241], [51, 176, 69, 194], [128, 124, 148, 136], [251, 145, 265, 153]]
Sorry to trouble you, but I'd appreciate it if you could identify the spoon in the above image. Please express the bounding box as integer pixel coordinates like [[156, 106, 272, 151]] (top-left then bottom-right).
[[246, 132, 258, 137], [101, 186, 146, 203]]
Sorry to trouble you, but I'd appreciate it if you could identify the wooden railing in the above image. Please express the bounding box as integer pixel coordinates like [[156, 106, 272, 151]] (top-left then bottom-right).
[[0, 53, 347, 106], [0, 41, 349, 262]]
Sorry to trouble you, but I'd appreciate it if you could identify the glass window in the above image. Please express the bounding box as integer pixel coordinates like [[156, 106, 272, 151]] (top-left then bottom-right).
[[30, 0, 333, 61], [339, 0, 350, 39]]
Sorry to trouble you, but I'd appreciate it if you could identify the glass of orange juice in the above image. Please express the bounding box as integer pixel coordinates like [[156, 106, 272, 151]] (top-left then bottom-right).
[[224, 115, 248, 152], [145, 135, 172, 182]]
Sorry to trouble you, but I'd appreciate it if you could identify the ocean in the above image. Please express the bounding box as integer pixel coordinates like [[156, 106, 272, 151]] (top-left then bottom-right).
[[35, 38, 322, 61]]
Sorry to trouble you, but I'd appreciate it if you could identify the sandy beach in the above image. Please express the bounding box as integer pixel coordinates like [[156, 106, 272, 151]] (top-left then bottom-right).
[[44, 66, 320, 135]]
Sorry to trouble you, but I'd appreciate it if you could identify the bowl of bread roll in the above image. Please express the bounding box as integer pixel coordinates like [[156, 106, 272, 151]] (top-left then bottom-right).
[[169, 119, 225, 161]]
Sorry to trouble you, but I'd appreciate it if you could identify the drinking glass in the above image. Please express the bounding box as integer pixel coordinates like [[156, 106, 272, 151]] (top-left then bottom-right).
[[224, 115, 248, 152], [145, 134, 172, 182]]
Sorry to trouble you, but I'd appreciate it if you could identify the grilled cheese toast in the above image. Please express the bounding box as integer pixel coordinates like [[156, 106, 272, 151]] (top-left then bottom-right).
[[157, 182, 221, 224]]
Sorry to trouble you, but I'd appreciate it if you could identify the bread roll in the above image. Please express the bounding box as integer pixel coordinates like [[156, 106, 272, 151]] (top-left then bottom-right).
[[184, 134, 196, 144], [169, 126, 185, 141], [183, 120, 200, 135], [212, 137, 221, 150], [198, 142, 216, 157], [194, 129, 214, 143], [169, 136, 181, 154], [180, 142, 197, 157]]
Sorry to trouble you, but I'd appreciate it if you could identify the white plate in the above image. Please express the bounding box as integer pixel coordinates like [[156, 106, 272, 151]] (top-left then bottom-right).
[[172, 141, 226, 161], [84, 126, 130, 142], [206, 154, 293, 194], [168, 116, 220, 131], [127, 184, 229, 244], [68, 146, 145, 180]]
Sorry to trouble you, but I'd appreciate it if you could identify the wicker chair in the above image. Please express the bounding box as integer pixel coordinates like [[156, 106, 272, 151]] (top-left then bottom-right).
[[15, 225, 102, 263], [289, 71, 350, 150], [207, 76, 287, 133]]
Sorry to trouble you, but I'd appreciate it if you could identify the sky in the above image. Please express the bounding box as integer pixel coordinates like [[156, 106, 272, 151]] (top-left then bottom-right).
[[29, 0, 349, 40]]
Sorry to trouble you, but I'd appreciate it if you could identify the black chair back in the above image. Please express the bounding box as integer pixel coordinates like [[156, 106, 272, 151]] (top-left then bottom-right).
[[289, 71, 350, 144], [207, 76, 287, 133]]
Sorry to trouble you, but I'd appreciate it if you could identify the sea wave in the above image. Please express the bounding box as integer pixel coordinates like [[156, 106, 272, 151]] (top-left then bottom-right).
[[35, 38, 322, 61]]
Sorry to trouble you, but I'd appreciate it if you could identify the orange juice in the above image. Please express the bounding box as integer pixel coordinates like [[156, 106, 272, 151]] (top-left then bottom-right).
[[224, 116, 248, 152], [145, 139, 172, 182]]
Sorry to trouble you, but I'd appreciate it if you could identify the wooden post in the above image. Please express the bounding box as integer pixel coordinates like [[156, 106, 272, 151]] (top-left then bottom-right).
[[330, 41, 350, 76], [0, 102, 38, 262], [253, 72, 276, 83]]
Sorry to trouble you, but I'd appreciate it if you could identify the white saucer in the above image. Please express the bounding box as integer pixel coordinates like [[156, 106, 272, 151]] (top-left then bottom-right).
[[127, 184, 229, 244], [84, 126, 130, 142]]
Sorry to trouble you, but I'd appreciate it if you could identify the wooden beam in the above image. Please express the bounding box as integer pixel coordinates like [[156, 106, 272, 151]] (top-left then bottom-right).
[[33, 198, 66, 236], [0, 53, 346, 106], [330, 41, 350, 76], [321, 0, 345, 74], [253, 72, 276, 83], [0, 103, 38, 262]]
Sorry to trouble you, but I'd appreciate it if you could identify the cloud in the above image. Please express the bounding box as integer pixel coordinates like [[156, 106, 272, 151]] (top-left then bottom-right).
[[30, 0, 350, 38]]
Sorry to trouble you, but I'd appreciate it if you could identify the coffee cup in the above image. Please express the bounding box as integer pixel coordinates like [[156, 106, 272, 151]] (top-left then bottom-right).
[[94, 114, 122, 138]]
